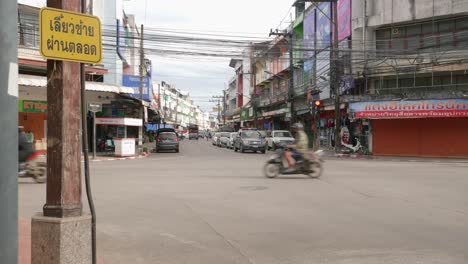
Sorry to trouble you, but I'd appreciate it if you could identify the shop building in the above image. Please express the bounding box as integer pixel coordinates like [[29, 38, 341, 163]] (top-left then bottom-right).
[[344, 0, 468, 157], [349, 99, 468, 157]]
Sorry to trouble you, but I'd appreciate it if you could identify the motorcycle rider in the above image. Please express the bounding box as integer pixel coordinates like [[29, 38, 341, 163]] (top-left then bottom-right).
[[284, 123, 309, 172], [18, 126, 34, 171]]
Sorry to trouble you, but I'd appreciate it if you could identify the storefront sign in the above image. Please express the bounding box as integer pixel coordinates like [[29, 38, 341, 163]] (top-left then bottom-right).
[[95, 117, 143, 126], [39, 7, 102, 63], [19, 100, 47, 113], [122, 75, 151, 101], [88, 102, 102, 113], [262, 108, 288, 117], [349, 99, 468, 119]]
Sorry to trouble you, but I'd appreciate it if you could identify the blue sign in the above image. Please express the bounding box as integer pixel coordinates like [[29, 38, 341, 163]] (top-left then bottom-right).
[[122, 75, 151, 101], [316, 2, 331, 49]]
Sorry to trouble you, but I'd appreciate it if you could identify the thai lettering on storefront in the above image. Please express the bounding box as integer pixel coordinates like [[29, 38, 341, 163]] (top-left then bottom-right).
[[349, 99, 468, 119], [19, 100, 48, 113]]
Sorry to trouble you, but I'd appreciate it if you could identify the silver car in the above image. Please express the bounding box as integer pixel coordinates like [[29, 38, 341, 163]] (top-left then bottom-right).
[[218, 132, 231, 148], [212, 132, 220, 146], [266, 130, 295, 150], [227, 132, 237, 149]]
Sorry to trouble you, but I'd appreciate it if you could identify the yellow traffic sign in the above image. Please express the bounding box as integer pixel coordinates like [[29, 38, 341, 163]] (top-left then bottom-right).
[[39, 7, 102, 64]]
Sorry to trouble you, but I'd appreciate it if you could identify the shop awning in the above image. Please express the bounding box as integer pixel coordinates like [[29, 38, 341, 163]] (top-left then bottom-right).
[[296, 109, 311, 116], [18, 74, 134, 94], [262, 108, 289, 117], [95, 117, 143, 127]]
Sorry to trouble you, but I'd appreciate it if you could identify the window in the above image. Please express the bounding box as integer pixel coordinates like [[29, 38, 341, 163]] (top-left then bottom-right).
[[438, 20, 454, 32], [399, 78, 414, 88], [241, 131, 261, 139], [376, 17, 468, 52], [22, 23, 39, 47], [415, 77, 430, 88], [456, 18, 468, 30], [274, 131, 292, 138], [422, 23, 435, 34], [456, 75, 468, 90]]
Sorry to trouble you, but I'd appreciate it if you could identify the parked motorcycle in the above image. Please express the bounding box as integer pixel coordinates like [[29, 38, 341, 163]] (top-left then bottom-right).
[[263, 145, 324, 179], [19, 151, 47, 183], [341, 137, 363, 153]]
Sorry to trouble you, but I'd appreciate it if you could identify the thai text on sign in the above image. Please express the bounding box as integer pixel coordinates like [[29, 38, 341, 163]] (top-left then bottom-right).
[[39, 7, 102, 63], [349, 99, 468, 119]]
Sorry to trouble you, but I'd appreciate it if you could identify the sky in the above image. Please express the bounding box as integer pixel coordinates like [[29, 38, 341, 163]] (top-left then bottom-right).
[[18, 0, 296, 112]]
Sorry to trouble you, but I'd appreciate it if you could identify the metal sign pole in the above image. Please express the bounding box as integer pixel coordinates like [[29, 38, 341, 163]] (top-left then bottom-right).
[[93, 112, 97, 159], [87, 103, 101, 160]]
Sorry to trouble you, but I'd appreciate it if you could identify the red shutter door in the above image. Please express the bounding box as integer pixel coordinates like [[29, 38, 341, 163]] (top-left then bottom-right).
[[372, 119, 420, 156], [372, 118, 468, 157]]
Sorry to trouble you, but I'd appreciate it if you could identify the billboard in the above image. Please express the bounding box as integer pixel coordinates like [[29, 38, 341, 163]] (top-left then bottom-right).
[[316, 51, 330, 99], [337, 0, 351, 41], [303, 9, 315, 60], [122, 75, 151, 101], [316, 2, 331, 49]]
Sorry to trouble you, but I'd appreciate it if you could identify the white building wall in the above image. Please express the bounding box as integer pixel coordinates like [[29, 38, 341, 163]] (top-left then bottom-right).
[[93, 0, 124, 85]]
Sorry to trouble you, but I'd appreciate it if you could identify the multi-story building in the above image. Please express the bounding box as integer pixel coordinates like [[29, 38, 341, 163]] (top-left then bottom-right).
[[246, 36, 291, 131], [156, 81, 208, 131], [285, 0, 468, 157], [224, 59, 243, 129], [345, 0, 468, 157]]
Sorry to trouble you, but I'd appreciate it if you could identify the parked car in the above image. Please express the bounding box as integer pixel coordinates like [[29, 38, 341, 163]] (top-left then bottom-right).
[[266, 130, 295, 151], [212, 132, 220, 146], [155, 128, 179, 153], [218, 132, 231, 148], [233, 130, 267, 154], [227, 132, 237, 149]]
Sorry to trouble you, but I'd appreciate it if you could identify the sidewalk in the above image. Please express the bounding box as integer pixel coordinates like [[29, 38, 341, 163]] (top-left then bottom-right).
[[319, 149, 468, 163], [19, 218, 105, 264], [82, 142, 153, 162]]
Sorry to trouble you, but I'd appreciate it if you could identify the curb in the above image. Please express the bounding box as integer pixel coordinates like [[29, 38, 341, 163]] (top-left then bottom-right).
[[333, 153, 373, 159], [82, 153, 149, 163], [324, 153, 468, 163]]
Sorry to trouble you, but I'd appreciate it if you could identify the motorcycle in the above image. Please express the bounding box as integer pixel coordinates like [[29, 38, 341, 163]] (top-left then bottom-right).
[[263, 144, 324, 179], [341, 137, 362, 153], [19, 151, 47, 183]]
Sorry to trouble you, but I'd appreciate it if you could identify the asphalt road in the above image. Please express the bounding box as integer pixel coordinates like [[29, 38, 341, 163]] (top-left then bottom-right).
[[19, 140, 468, 264]]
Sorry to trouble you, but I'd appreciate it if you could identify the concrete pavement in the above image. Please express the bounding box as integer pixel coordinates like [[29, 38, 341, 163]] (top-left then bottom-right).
[[19, 140, 468, 264]]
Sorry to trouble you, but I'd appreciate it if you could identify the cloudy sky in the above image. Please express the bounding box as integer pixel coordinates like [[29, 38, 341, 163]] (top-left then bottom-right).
[[19, 0, 296, 111]]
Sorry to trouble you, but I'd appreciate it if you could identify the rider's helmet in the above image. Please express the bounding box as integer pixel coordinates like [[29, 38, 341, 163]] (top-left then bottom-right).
[[291, 122, 304, 131], [291, 123, 304, 136]]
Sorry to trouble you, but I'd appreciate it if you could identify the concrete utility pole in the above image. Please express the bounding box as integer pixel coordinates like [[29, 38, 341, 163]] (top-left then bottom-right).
[[211, 95, 224, 127], [269, 29, 295, 126], [252, 47, 258, 128], [0, 1, 18, 263], [31, 0, 91, 263], [331, 0, 341, 152], [222, 90, 227, 126], [139, 24, 144, 154]]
